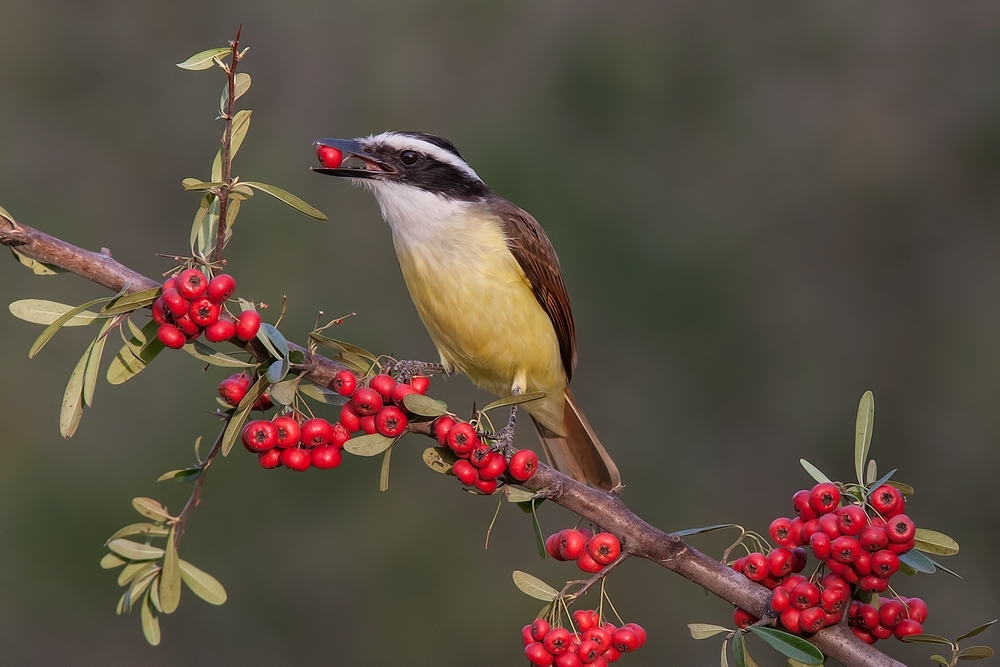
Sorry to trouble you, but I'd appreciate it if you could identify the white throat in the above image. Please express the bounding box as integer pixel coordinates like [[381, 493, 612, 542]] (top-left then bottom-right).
[[362, 180, 480, 250]]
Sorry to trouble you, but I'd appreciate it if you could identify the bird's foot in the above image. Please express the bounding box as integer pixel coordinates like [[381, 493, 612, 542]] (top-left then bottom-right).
[[388, 359, 447, 382], [485, 403, 519, 457]]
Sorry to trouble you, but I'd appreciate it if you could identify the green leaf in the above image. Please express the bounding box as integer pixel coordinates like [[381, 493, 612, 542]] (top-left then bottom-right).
[[957, 620, 997, 642], [865, 458, 878, 485], [799, 459, 832, 484], [297, 381, 348, 406], [100, 552, 127, 569], [149, 575, 162, 613], [100, 287, 162, 315], [106, 319, 163, 384], [212, 110, 252, 181], [422, 447, 454, 475], [242, 181, 328, 220], [402, 393, 450, 417], [898, 549, 936, 574], [854, 390, 875, 485], [888, 480, 915, 496], [672, 523, 741, 538], [733, 629, 747, 667], [178, 559, 227, 605], [261, 324, 289, 359], [914, 528, 960, 556], [141, 589, 160, 646], [8, 299, 100, 326], [721, 640, 729, 667], [182, 178, 225, 191], [83, 321, 112, 408], [379, 445, 392, 492], [958, 646, 995, 660], [106, 523, 169, 543], [901, 634, 956, 645], [59, 338, 93, 438], [254, 321, 284, 362], [133, 497, 171, 522], [190, 193, 216, 259], [10, 247, 65, 274], [929, 657, 950, 666], [221, 374, 269, 456], [117, 561, 151, 587], [220, 72, 251, 113], [268, 377, 300, 406], [505, 486, 536, 503], [266, 357, 289, 384], [156, 468, 202, 483], [307, 333, 377, 361], [749, 627, 824, 665], [511, 571, 558, 601], [865, 469, 899, 497], [107, 539, 165, 561], [159, 527, 181, 614], [29, 295, 115, 358], [688, 623, 731, 640], [344, 433, 394, 457], [182, 340, 254, 368], [176, 47, 230, 70], [480, 391, 546, 412]]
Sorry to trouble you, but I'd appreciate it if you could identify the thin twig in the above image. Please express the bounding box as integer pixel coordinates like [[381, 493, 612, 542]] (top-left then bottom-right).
[[213, 25, 242, 263], [173, 418, 228, 547]]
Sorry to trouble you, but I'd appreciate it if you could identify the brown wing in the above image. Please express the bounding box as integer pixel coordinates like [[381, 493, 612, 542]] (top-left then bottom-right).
[[486, 196, 577, 379]]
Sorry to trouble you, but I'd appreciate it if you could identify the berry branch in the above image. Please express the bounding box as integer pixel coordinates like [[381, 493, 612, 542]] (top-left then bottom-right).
[[214, 26, 243, 263], [0, 213, 907, 667]]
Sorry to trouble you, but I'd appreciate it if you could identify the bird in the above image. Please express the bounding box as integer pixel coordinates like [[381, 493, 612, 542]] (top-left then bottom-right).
[[312, 131, 620, 490]]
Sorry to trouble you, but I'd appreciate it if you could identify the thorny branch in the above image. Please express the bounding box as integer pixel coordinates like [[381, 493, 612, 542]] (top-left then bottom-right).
[[0, 214, 905, 667]]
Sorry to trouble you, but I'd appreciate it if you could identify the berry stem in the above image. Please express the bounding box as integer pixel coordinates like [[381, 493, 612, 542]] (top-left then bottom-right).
[[173, 417, 229, 548], [565, 551, 630, 602]]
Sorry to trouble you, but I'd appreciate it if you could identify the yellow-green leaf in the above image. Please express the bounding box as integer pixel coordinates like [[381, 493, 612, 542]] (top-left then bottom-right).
[[9, 299, 101, 326], [59, 339, 92, 439], [511, 571, 558, 602], [100, 287, 162, 315], [344, 432, 394, 457], [242, 181, 327, 220], [141, 589, 160, 645], [106, 522, 169, 543], [83, 320, 113, 407], [178, 559, 227, 605], [159, 527, 181, 614], [176, 47, 230, 70], [107, 539, 165, 561], [220, 72, 251, 113], [481, 392, 545, 412], [100, 552, 127, 569], [132, 497, 171, 522], [212, 109, 252, 181], [10, 248, 64, 274], [688, 623, 732, 640], [854, 390, 875, 485], [29, 295, 113, 359], [914, 528, 960, 556]]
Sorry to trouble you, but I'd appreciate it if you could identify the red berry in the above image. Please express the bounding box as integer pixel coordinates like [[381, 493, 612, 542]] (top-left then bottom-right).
[[176, 268, 208, 299], [791, 582, 821, 610], [554, 652, 583, 667], [447, 422, 478, 455], [453, 459, 477, 486], [390, 382, 418, 406], [769, 517, 798, 547], [468, 442, 493, 468], [781, 574, 807, 592], [300, 418, 333, 448], [559, 530, 587, 560], [821, 587, 847, 614], [433, 415, 456, 446], [152, 298, 170, 325], [161, 288, 190, 318], [583, 626, 611, 650], [887, 538, 915, 554], [809, 532, 831, 560], [235, 310, 261, 341], [771, 587, 791, 613], [509, 449, 540, 481], [544, 627, 573, 655], [587, 533, 622, 566], [330, 422, 350, 449], [894, 618, 923, 640], [311, 445, 342, 470], [352, 387, 383, 415], [218, 378, 247, 406], [821, 573, 850, 594], [205, 316, 236, 342], [743, 552, 768, 582], [799, 607, 826, 634], [577, 551, 603, 574], [733, 608, 757, 629], [577, 640, 602, 664], [522, 624, 534, 646], [731, 557, 745, 573], [230, 372, 251, 389], [546, 533, 564, 560], [360, 415, 377, 434], [623, 623, 645, 648], [332, 370, 357, 396], [280, 447, 311, 471], [818, 513, 842, 539], [837, 505, 867, 536], [611, 627, 640, 653], [272, 415, 301, 448], [879, 600, 906, 629], [339, 402, 361, 433], [573, 610, 596, 632], [859, 575, 889, 593], [793, 489, 818, 520], [525, 642, 554, 666], [369, 373, 396, 400], [258, 448, 281, 469], [316, 144, 344, 169], [904, 598, 929, 624], [809, 482, 841, 514], [157, 324, 186, 349], [788, 518, 805, 544], [767, 547, 794, 578], [375, 405, 408, 437], [871, 550, 899, 577], [162, 277, 177, 292], [474, 476, 497, 494], [409, 376, 430, 393], [830, 536, 861, 564], [799, 519, 821, 543], [530, 618, 551, 642], [242, 420, 278, 452], [871, 484, 903, 517], [855, 603, 880, 630], [886, 515, 916, 543], [860, 525, 889, 552], [477, 453, 508, 481], [791, 547, 808, 573], [206, 274, 236, 303], [851, 626, 877, 644], [779, 608, 802, 634], [189, 297, 220, 327], [174, 313, 201, 337]]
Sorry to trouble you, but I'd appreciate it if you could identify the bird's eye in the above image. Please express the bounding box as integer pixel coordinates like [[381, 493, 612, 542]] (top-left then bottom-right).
[[400, 150, 419, 165]]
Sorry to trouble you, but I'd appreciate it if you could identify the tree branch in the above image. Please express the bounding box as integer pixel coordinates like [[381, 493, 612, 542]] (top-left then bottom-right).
[[0, 214, 904, 667]]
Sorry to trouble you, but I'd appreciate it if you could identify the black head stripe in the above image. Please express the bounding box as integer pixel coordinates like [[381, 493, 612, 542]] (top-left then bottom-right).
[[393, 132, 465, 161]]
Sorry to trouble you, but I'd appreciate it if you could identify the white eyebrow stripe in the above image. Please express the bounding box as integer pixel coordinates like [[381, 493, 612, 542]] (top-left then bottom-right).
[[364, 132, 482, 182]]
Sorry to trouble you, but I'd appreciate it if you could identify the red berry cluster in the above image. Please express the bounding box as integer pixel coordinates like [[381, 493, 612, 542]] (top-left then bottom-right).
[[848, 596, 928, 644], [545, 528, 622, 573], [217, 372, 272, 411], [242, 411, 349, 471], [522, 613, 646, 666], [433, 414, 539, 494], [152, 268, 261, 349], [335, 371, 419, 440], [760, 572, 851, 635]]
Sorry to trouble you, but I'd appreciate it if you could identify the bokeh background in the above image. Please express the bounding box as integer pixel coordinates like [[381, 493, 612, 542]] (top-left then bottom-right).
[[1, 2, 999, 665]]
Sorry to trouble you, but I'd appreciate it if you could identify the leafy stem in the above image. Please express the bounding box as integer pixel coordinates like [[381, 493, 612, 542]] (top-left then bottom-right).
[[213, 25, 243, 263], [173, 417, 229, 547]]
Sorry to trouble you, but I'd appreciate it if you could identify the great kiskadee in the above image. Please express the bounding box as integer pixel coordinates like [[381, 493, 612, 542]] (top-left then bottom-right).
[[312, 131, 620, 490]]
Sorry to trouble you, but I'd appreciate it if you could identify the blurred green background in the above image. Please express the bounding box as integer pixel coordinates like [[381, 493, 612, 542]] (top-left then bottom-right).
[[2, 2, 999, 665]]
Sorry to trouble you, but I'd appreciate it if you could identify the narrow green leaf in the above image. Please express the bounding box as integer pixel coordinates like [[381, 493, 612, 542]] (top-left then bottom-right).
[[149, 575, 162, 613], [106, 319, 163, 385], [117, 561, 151, 587], [106, 522, 169, 543], [914, 528, 960, 556], [29, 295, 114, 358], [156, 468, 202, 483], [212, 110, 252, 181], [141, 589, 161, 646], [898, 550, 936, 574], [268, 377, 301, 406], [107, 539, 165, 561], [865, 458, 878, 485], [59, 339, 93, 438], [721, 640, 729, 667], [83, 319, 113, 408], [182, 340, 253, 368], [178, 559, 227, 605], [505, 487, 536, 503], [261, 323, 289, 359], [930, 656, 950, 666], [422, 446, 454, 475], [190, 193, 216, 259], [297, 381, 348, 406], [100, 552, 127, 569], [480, 391, 546, 412], [733, 630, 747, 667], [344, 433, 394, 457], [335, 350, 370, 374], [116, 591, 128, 615], [159, 527, 181, 614], [901, 634, 956, 645], [511, 571, 558, 601], [133, 497, 171, 522], [100, 287, 162, 315], [266, 357, 289, 384], [379, 445, 392, 492], [749, 627, 824, 665], [888, 480, 915, 496], [242, 181, 328, 220], [221, 374, 269, 456], [530, 499, 546, 556], [956, 620, 997, 642], [865, 469, 899, 497], [182, 178, 225, 191], [220, 72, 251, 113], [176, 47, 230, 70], [307, 333, 377, 361], [854, 390, 875, 485], [957, 646, 994, 660], [254, 321, 284, 361], [8, 299, 100, 326], [672, 523, 741, 538], [10, 247, 65, 274], [402, 393, 449, 417], [799, 459, 832, 484], [688, 624, 731, 640]]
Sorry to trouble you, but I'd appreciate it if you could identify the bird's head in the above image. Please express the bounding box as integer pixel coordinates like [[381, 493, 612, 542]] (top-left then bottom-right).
[[311, 131, 491, 202]]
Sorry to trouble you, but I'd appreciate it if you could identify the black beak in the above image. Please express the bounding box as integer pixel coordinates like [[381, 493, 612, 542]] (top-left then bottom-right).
[[311, 138, 392, 179]]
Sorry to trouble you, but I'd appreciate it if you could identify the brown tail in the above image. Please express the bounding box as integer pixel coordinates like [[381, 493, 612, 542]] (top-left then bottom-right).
[[531, 387, 621, 490]]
